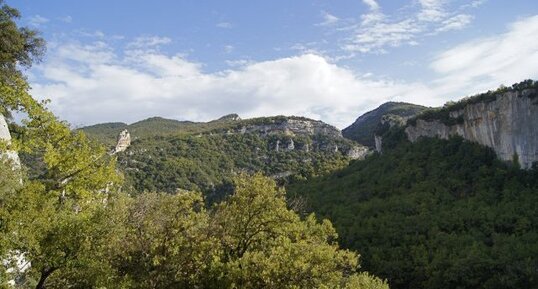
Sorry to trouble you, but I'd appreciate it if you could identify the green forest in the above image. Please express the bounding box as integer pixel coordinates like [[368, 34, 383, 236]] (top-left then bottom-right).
[[289, 128, 538, 289], [112, 132, 353, 200]]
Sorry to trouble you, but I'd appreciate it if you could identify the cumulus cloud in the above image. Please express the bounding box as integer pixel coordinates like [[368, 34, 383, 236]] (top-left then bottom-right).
[[30, 40, 437, 128]]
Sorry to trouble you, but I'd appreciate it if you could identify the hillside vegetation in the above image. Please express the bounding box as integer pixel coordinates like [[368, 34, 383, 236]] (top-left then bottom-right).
[[82, 115, 364, 200], [289, 127, 538, 289]]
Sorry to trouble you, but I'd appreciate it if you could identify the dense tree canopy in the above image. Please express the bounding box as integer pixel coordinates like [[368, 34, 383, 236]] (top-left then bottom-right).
[[289, 132, 538, 289], [100, 174, 389, 289]]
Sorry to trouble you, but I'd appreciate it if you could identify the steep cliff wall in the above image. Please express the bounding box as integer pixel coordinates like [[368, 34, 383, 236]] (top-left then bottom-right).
[[405, 89, 538, 169], [0, 113, 20, 167]]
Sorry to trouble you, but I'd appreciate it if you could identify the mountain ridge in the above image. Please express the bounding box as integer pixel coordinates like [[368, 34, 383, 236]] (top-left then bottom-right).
[[81, 114, 368, 198], [342, 101, 428, 147]]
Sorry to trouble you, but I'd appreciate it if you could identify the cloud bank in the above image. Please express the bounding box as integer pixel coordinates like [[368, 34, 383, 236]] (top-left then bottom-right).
[[30, 15, 538, 128]]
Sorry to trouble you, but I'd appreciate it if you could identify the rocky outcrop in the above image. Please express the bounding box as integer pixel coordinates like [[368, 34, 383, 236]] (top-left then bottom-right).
[[347, 145, 370, 160], [0, 114, 20, 167], [287, 139, 295, 150], [373, 114, 405, 153], [405, 89, 538, 169], [113, 129, 131, 154], [374, 135, 383, 153], [241, 117, 342, 138], [217, 113, 241, 121]]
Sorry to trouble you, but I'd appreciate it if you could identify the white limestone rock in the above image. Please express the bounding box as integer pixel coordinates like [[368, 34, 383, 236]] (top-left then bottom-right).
[[0, 114, 20, 167], [114, 129, 131, 153], [405, 90, 538, 169], [347, 145, 370, 160], [287, 139, 295, 150]]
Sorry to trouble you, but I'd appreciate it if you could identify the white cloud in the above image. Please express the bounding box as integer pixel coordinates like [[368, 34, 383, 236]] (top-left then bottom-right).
[[127, 36, 171, 49], [362, 0, 380, 11], [29, 15, 538, 129], [75, 30, 106, 38], [345, 18, 421, 53], [216, 22, 233, 29], [431, 15, 538, 93], [437, 14, 473, 32], [464, 0, 487, 9], [417, 0, 446, 22], [28, 15, 49, 27], [31, 40, 437, 128], [343, 0, 475, 53], [225, 59, 253, 67], [316, 11, 339, 26]]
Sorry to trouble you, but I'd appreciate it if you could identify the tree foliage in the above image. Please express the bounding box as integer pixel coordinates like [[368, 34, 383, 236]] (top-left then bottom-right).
[[289, 133, 538, 289], [0, 3, 119, 285], [0, 78, 121, 288], [0, 0, 44, 117], [103, 174, 388, 289]]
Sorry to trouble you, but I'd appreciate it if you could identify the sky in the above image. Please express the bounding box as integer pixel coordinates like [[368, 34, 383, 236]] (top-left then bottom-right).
[[9, 0, 538, 128]]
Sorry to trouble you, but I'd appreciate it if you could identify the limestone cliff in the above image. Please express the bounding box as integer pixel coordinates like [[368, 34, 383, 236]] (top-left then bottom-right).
[[238, 117, 343, 138], [405, 88, 538, 169], [113, 129, 131, 154], [347, 145, 370, 160], [0, 113, 20, 167]]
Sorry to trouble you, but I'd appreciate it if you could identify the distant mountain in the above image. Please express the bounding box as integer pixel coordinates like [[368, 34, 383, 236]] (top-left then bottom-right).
[[81, 115, 368, 201], [342, 102, 427, 147], [80, 117, 198, 146]]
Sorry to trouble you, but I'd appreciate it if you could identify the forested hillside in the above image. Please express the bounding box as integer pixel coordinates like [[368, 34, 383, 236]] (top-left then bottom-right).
[[82, 115, 368, 200], [289, 127, 538, 289]]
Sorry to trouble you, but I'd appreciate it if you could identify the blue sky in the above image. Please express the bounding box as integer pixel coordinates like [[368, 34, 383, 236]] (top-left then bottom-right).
[[9, 0, 538, 128]]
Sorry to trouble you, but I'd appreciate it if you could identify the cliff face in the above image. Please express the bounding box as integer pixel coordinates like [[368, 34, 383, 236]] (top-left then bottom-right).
[[239, 117, 343, 139], [405, 89, 538, 169], [0, 114, 20, 167], [113, 129, 131, 153]]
